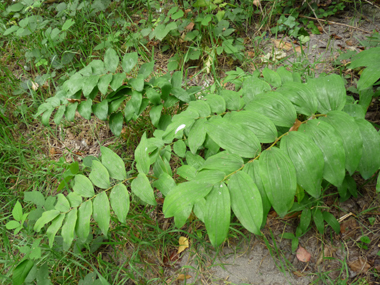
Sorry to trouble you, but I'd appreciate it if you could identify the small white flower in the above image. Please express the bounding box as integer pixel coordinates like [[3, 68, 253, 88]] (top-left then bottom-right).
[[175, 124, 186, 134]]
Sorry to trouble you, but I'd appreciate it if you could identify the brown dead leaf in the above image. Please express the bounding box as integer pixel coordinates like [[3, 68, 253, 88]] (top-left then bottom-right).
[[349, 257, 371, 273], [272, 39, 293, 51], [178, 237, 189, 254], [185, 22, 194, 31], [330, 33, 342, 40], [317, 26, 324, 33], [177, 274, 192, 280], [345, 40, 354, 46], [50, 148, 56, 156], [293, 271, 306, 277], [31, 81, 39, 91], [289, 119, 302, 132], [247, 51, 255, 58], [253, 0, 261, 7], [295, 46, 305, 53], [340, 217, 357, 233], [296, 246, 311, 262]]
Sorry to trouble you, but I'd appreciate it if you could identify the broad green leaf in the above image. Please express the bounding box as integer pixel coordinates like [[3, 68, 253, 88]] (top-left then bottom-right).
[[171, 87, 190, 103], [41, 108, 54, 126], [299, 208, 311, 233], [47, 214, 65, 248], [205, 183, 230, 247], [146, 88, 161, 105], [110, 184, 130, 223], [343, 104, 366, 119], [12, 259, 35, 285], [122, 52, 138, 73], [188, 118, 207, 154], [174, 203, 192, 228], [129, 74, 145, 92], [307, 74, 346, 114], [150, 104, 163, 127], [152, 173, 176, 196], [62, 18, 75, 31], [194, 198, 206, 222], [320, 111, 363, 175], [280, 131, 324, 198], [348, 47, 380, 68], [100, 147, 127, 180], [139, 61, 155, 79], [206, 118, 261, 158], [54, 105, 66, 125], [109, 112, 123, 136], [177, 165, 197, 180], [61, 208, 77, 251], [377, 173, 380, 193], [135, 132, 150, 174], [131, 173, 157, 205], [277, 82, 318, 116], [173, 140, 186, 157], [188, 100, 211, 117], [242, 161, 271, 227], [204, 94, 226, 114], [82, 75, 99, 97], [104, 48, 119, 73], [6, 220, 20, 230], [110, 73, 126, 91], [98, 74, 113, 95], [34, 210, 60, 232], [89, 160, 110, 189], [242, 77, 271, 105], [313, 209, 324, 235], [55, 194, 70, 212], [73, 174, 95, 197], [78, 99, 92, 120], [220, 90, 241, 110], [93, 192, 110, 237], [186, 152, 205, 170], [276, 66, 293, 84], [12, 201, 22, 221], [76, 200, 92, 243], [259, 147, 297, 217], [246, 92, 297, 127], [357, 65, 380, 91], [322, 211, 340, 234], [65, 102, 78, 122], [262, 68, 282, 88], [201, 151, 243, 175], [24, 191, 45, 207], [355, 119, 380, 179], [93, 100, 109, 121], [130, 91, 142, 114], [36, 263, 52, 285], [228, 172, 263, 235], [299, 119, 345, 187], [228, 110, 278, 143]]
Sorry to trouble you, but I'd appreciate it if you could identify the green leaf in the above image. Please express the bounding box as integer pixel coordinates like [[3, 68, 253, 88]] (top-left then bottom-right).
[[41, 108, 54, 126], [355, 119, 380, 179], [104, 48, 119, 73], [205, 183, 230, 247], [322, 211, 340, 234], [246, 92, 297, 127], [348, 47, 380, 68], [152, 173, 176, 196], [129, 74, 145, 92], [204, 94, 226, 114], [186, 153, 206, 170], [313, 209, 324, 235], [82, 75, 99, 97], [12, 201, 23, 221], [188, 118, 207, 154], [146, 88, 161, 105], [76, 200, 92, 243], [227, 110, 278, 143], [377, 173, 380, 193], [98, 74, 113, 95], [262, 68, 282, 88], [299, 119, 346, 187], [343, 104, 366, 119], [206, 118, 261, 158], [242, 77, 271, 104], [36, 263, 52, 285], [135, 132, 150, 174], [188, 100, 211, 117], [174, 203, 193, 228], [277, 82, 318, 116], [61, 208, 77, 251], [150, 104, 163, 127], [55, 194, 70, 212], [93, 100, 109, 121], [6, 220, 20, 230], [276, 66, 293, 84], [100, 147, 126, 180], [259, 147, 297, 217], [109, 112, 123, 136], [12, 259, 35, 285], [89, 160, 110, 189], [299, 208, 311, 233], [173, 140, 186, 157], [78, 99, 92, 120], [280, 131, 324, 198], [177, 165, 197, 180], [193, 198, 206, 222], [122, 52, 138, 73], [54, 105, 66, 125], [65, 102, 78, 122], [47, 214, 65, 248], [73, 174, 95, 197], [357, 65, 380, 91], [228, 172, 263, 235], [93, 192, 110, 237], [320, 111, 363, 175], [220, 90, 241, 111], [139, 61, 155, 79], [34, 210, 60, 232], [171, 87, 191, 103], [131, 173, 157, 205], [110, 184, 130, 223], [154, 24, 170, 40], [201, 151, 243, 175], [307, 74, 346, 114], [110, 73, 126, 91]]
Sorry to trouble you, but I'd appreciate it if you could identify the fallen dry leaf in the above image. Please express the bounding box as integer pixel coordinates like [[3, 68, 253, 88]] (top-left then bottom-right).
[[247, 51, 255, 58], [295, 46, 305, 53], [345, 40, 354, 46], [296, 246, 311, 262], [253, 0, 260, 7], [293, 271, 306, 277], [317, 26, 324, 33], [177, 274, 192, 280], [289, 119, 302, 132], [330, 33, 342, 40], [178, 236, 189, 254], [185, 22, 194, 31], [349, 257, 371, 273], [31, 81, 39, 91], [340, 217, 357, 233], [272, 39, 293, 51]]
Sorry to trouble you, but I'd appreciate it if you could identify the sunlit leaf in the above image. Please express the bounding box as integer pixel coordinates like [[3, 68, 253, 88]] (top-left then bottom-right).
[[89, 160, 110, 189], [110, 184, 130, 223], [93, 192, 110, 237]]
